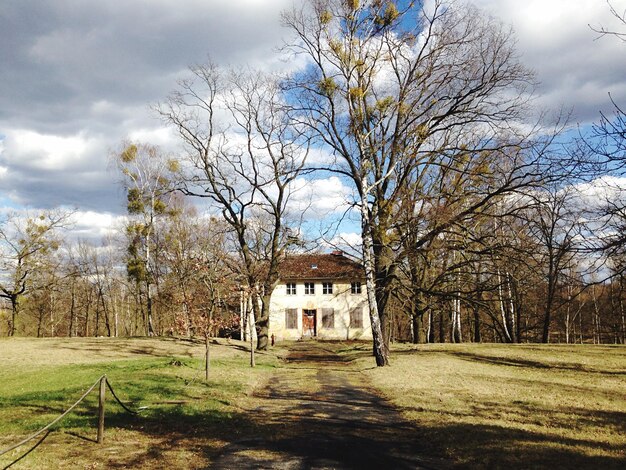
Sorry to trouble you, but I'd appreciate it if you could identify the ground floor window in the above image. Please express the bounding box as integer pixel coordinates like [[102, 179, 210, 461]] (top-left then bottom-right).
[[350, 307, 363, 328], [322, 308, 335, 328], [285, 308, 298, 329]]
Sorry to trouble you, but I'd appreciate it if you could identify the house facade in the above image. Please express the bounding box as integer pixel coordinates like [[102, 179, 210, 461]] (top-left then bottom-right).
[[268, 252, 372, 341]]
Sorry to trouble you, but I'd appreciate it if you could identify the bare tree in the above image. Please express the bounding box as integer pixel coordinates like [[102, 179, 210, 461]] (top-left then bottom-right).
[[522, 185, 589, 343], [158, 64, 309, 350], [282, 0, 556, 364], [115, 142, 177, 336], [0, 210, 71, 336], [590, 1, 626, 41]]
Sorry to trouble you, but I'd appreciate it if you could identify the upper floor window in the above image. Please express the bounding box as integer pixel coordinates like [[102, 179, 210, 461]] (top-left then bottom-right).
[[322, 282, 333, 295], [304, 282, 315, 295], [351, 282, 362, 294], [286, 283, 296, 295]]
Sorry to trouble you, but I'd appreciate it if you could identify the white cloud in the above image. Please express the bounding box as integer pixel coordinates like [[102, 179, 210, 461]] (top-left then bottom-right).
[[473, 0, 626, 122], [127, 126, 179, 150], [1, 129, 100, 171], [573, 175, 626, 209], [70, 210, 125, 242], [322, 231, 363, 257], [1, 0, 625, 245], [288, 176, 354, 219]]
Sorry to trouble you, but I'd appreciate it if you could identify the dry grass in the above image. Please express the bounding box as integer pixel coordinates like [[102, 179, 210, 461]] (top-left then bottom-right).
[[0, 337, 280, 469], [2, 339, 624, 469], [355, 343, 626, 469]]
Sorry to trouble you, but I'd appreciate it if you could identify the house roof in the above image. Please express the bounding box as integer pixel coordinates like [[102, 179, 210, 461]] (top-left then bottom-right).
[[279, 253, 364, 281]]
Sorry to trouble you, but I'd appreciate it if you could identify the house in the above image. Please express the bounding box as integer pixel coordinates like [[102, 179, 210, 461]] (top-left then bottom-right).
[[268, 251, 372, 340]]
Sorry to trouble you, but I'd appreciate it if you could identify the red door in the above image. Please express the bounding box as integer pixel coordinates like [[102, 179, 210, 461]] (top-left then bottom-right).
[[302, 309, 316, 337]]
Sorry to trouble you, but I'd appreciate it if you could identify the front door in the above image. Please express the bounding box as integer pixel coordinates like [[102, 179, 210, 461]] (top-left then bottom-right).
[[302, 309, 317, 337]]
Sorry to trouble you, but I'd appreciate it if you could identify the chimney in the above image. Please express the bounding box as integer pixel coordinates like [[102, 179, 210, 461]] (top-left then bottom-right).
[[331, 250, 343, 256]]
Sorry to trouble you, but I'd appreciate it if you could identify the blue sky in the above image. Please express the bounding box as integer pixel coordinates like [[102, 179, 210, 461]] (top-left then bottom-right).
[[0, 0, 625, 243]]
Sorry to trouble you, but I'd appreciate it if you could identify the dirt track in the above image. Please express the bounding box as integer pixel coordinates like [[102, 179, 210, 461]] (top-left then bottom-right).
[[211, 342, 448, 469]]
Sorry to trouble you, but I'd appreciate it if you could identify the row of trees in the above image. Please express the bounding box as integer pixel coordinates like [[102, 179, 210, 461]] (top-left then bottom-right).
[[1, 176, 624, 347], [2, 1, 625, 366], [0, 201, 240, 340]]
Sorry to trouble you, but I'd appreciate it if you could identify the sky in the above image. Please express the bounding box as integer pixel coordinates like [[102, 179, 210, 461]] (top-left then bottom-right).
[[0, 0, 625, 244]]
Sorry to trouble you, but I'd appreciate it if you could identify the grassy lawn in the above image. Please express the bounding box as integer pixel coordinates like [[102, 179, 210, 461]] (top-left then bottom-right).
[[0, 337, 282, 469], [353, 343, 626, 469], [1, 339, 624, 469]]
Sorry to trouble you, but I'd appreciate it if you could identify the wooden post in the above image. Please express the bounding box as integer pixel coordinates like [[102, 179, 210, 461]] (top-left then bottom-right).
[[205, 335, 210, 382], [97, 375, 106, 444]]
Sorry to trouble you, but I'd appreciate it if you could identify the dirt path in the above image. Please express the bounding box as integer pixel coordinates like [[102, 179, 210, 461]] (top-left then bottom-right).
[[211, 342, 447, 469]]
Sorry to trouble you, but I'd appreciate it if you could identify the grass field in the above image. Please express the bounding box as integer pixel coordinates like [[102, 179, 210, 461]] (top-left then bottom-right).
[[0, 337, 281, 469], [0, 338, 624, 469], [354, 343, 626, 469]]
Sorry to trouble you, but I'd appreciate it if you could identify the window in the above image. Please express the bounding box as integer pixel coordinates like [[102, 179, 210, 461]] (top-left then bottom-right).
[[285, 308, 298, 329], [322, 282, 333, 295], [286, 283, 296, 295], [350, 307, 363, 328], [351, 282, 362, 294], [322, 308, 335, 328], [304, 282, 315, 295]]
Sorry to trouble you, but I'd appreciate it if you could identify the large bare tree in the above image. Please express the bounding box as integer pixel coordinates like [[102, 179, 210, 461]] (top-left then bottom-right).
[[158, 64, 309, 350], [281, 0, 557, 364]]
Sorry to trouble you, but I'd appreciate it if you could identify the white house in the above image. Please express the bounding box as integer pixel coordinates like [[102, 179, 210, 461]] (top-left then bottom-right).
[[268, 252, 372, 341]]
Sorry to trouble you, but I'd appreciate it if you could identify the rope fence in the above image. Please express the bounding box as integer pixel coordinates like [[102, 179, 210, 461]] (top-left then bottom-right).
[[0, 375, 142, 467]]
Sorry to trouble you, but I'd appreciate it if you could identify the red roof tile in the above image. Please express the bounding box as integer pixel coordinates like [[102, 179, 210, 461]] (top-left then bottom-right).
[[279, 253, 364, 280]]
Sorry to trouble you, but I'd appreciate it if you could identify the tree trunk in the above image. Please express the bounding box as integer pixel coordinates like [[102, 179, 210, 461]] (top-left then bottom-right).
[[99, 287, 112, 337], [9, 297, 18, 337], [69, 284, 76, 338], [95, 297, 101, 337], [37, 304, 44, 338], [412, 312, 421, 344], [619, 280, 626, 344], [427, 311, 434, 343], [205, 335, 210, 381], [256, 293, 271, 351], [84, 296, 91, 337], [451, 296, 462, 343], [248, 294, 255, 368], [438, 311, 445, 343], [241, 291, 248, 342], [360, 191, 389, 366], [592, 284, 601, 344], [497, 269, 513, 343], [542, 292, 554, 343], [473, 304, 481, 343], [506, 272, 516, 342], [146, 283, 155, 336]]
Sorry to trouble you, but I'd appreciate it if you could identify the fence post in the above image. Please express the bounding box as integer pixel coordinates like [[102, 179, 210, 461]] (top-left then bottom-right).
[[97, 376, 106, 444]]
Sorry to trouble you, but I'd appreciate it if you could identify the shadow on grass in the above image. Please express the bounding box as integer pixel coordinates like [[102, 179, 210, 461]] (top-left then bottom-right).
[[3, 341, 624, 469], [52, 336, 204, 360], [422, 421, 625, 469], [7, 398, 623, 470], [98, 377, 442, 469], [446, 351, 626, 375]]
